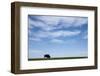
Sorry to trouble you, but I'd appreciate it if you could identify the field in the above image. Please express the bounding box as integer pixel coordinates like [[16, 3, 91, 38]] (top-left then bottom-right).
[[28, 56, 88, 61]]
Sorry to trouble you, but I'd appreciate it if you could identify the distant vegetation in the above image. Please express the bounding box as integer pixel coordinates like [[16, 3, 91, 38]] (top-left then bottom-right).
[[28, 56, 88, 61]]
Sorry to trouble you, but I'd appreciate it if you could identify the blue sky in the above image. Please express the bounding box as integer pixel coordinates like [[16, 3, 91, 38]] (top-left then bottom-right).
[[28, 15, 88, 59]]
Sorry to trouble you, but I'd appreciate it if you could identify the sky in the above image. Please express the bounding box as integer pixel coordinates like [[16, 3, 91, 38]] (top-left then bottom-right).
[[28, 15, 88, 59]]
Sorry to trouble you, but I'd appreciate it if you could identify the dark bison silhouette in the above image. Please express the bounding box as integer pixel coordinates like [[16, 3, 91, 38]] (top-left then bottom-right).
[[44, 54, 51, 59]]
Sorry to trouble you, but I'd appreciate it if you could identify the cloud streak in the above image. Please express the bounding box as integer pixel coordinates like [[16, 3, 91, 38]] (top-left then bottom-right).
[[28, 15, 88, 31], [28, 15, 88, 43], [31, 30, 81, 41], [50, 39, 64, 43]]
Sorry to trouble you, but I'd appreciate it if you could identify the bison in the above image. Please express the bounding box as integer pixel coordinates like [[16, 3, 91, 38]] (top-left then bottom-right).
[[44, 54, 51, 59]]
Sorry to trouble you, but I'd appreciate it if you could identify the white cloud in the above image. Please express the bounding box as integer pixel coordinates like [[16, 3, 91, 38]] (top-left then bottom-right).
[[28, 17, 46, 29], [29, 30, 81, 43], [37, 16, 60, 26], [28, 16, 87, 42], [28, 16, 88, 31], [73, 17, 88, 27], [50, 39, 64, 43], [29, 37, 41, 41], [50, 30, 81, 37], [36, 16, 87, 27], [29, 30, 81, 42], [33, 30, 81, 39]]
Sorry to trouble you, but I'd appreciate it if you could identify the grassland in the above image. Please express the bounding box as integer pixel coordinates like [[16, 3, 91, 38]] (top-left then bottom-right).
[[28, 56, 88, 61]]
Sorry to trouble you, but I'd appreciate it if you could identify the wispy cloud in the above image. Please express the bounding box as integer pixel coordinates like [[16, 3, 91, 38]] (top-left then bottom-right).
[[29, 37, 41, 41], [28, 15, 88, 31], [49, 30, 81, 37], [28, 15, 87, 43], [32, 30, 81, 39], [50, 39, 64, 43]]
